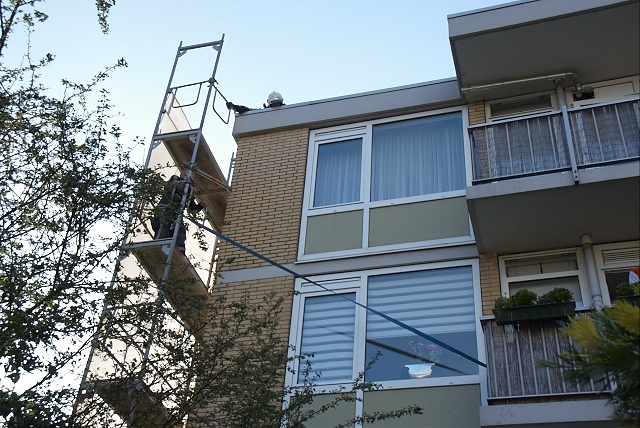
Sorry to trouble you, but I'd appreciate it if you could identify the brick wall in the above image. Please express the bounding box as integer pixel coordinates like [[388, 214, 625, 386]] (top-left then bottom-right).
[[218, 128, 309, 270], [194, 276, 295, 424], [480, 253, 501, 316], [467, 99, 486, 125], [210, 275, 295, 340], [468, 99, 496, 315]]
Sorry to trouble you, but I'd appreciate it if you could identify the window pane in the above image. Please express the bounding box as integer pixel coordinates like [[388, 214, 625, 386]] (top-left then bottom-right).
[[314, 139, 362, 207], [298, 293, 356, 383], [371, 113, 465, 202], [365, 266, 478, 382], [605, 270, 632, 300], [506, 253, 578, 277]]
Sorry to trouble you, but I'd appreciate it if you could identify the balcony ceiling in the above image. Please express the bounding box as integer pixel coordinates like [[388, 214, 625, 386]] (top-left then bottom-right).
[[449, 0, 640, 100], [467, 163, 640, 255]]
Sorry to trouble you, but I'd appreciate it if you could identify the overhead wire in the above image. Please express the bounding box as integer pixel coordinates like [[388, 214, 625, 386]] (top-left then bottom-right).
[[187, 217, 486, 368]]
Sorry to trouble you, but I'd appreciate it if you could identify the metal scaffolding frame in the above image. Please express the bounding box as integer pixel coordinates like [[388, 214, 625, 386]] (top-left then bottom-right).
[[76, 36, 231, 427]]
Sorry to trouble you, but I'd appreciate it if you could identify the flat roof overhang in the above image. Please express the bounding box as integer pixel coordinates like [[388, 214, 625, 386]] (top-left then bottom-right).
[[467, 162, 640, 255], [231, 79, 464, 138], [449, 0, 640, 101]]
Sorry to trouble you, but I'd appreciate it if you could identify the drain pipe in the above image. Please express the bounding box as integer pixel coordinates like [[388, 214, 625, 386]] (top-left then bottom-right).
[[581, 234, 603, 309], [554, 78, 580, 182], [460, 72, 582, 96]]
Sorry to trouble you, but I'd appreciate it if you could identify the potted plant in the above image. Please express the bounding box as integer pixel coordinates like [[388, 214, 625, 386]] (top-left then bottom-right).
[[492, 288, 576, 326], [614, 282, 640, 306], [404, 341, 442, 378]]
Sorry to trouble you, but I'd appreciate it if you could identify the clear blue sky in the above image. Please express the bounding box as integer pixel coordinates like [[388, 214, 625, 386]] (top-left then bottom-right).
[[4, 0, 509, 175]]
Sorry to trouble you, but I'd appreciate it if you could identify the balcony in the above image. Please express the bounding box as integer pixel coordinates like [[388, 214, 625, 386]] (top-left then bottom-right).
[[480, 315, 615, 426], [467, 99, 640, 255], [482, 315, 611, 402]]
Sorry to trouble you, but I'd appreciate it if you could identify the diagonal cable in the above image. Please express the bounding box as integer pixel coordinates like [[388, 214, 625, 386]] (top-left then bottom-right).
[[188, 217, 486, 368]]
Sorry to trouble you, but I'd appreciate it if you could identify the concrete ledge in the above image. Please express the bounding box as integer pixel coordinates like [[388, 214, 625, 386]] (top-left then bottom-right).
[[480, 399, 615, 426], [467, 160, 640, 201], [217, 244, 479, 284]]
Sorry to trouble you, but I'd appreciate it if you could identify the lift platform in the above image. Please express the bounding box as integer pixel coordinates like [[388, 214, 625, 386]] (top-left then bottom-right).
[[131, 240, 209, 332], [155, 131, 229, 233], [92, 378, 176, 427]]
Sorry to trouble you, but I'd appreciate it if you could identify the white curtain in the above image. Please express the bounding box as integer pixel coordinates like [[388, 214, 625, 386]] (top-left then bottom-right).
[[371, 113, 465, 201], [313, 139, 362, 207]]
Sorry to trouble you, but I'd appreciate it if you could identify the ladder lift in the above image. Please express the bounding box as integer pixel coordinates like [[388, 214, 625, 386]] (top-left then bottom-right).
[[76, 36, 232, 427]]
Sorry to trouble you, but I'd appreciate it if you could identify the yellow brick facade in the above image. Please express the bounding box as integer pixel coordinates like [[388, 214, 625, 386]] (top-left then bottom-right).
[[467, 99, 486, 126], [218, 128, 309, 270], [467, 100, 499, 316], [479, 253, 501, 316], [210, 275, 295, 340]]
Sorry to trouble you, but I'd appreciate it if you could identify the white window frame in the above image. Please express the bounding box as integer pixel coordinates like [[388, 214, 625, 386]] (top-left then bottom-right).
[[286, 259, 484, 393], [569, 75, 640, 108], [298, 107, 473, 261], [593, 241, 640, 306], [499, 248, 591, 308], [485, 91, 558, 122]]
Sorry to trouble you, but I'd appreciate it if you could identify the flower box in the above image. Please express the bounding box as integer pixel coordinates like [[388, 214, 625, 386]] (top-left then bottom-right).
[[492, 301, 576, 326], [615, 295, 640, 306]]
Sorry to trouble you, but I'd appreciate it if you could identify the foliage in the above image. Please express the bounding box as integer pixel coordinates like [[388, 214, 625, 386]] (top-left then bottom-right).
[[537, 287, 574, 304], [495, 287, 574, 308], [615, 282, 637, 297], [494, 294, 513, 308], [74, 286, 422, 427], [286, 354, 422, 428], [538, 302, 640, 427], [0, 1, 139, 425], [511, 289, 538, 306]]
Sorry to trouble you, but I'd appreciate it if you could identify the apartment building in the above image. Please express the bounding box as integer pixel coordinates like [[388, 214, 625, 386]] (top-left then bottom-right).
[[216, 0, 640, 426]]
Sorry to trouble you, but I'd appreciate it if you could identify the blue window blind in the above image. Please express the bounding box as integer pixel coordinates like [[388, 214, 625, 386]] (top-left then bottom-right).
[[298, 293, 356, 383]]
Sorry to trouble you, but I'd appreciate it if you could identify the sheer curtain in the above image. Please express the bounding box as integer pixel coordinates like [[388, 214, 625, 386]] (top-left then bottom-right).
[[371, 113, 465, 201], [313, 138, 362, 207]]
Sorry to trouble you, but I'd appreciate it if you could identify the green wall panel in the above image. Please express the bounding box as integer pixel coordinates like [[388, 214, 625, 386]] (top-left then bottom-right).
[[305, 210, 363, 254], [363, 384, 481, 427], [369, 197, 469, 247]]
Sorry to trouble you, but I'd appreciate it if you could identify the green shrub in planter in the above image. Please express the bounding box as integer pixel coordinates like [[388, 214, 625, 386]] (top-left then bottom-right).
[[511, 289, 537, 306], [493, 287, 575, 325], [538, 287, 574, 304], [494, 295, 513, 308], [614, 282, 640, 306], [616, 282, 636, 297]]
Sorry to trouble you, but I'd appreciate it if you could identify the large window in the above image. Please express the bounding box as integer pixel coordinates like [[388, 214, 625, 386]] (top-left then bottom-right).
[[300, 109, 471, 259], [371, 114, 466, 201], [288, 262, 481, 388]]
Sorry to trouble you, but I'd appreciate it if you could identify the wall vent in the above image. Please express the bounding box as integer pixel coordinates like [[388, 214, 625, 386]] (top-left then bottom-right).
[[602, 247, 640, 268]]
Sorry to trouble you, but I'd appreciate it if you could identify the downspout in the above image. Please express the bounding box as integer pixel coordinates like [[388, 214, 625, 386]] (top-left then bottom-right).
[[554, 79, 580, 183], [581, 234, 603, 310]]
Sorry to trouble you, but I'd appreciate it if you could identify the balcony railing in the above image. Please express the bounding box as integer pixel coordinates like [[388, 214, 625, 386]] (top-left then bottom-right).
[[482, 315, 611, 401], [470, 99, 640, 183]]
